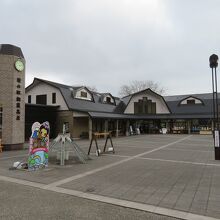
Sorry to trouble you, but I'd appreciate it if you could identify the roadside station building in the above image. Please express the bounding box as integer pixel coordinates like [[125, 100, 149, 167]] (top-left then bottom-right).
[[25, 78, 215, 140], [0, 43, 214, 150]]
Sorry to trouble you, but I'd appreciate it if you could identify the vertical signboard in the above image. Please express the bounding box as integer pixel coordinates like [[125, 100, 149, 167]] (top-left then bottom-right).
[[215, 130, 219, 147]]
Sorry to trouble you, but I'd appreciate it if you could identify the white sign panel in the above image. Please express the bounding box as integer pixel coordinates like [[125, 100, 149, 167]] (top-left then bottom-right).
[[215, 130, 220, 147]]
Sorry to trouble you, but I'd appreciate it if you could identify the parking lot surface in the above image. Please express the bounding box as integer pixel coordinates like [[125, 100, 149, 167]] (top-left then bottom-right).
[[0, 134, 219, 220]]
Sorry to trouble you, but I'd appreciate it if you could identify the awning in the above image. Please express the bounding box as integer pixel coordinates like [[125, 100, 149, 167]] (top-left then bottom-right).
[[88, 111, 213, 120]]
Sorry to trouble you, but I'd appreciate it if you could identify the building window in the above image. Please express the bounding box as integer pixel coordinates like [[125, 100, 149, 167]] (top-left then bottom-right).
[[16, 103, 20, 108], [16, 90, 21, 95], [16, 116, 20, 120], [106, 97, 111, 103], [28, 95, 31, 103], [52, 93, 56, 104], [36, 95, 47, 105], [179, 97, 203, 105], [187, 99, 196, 105], [187, 99, 195, 105], [81, 91, 87, 98], [17, 85, 21, 89], [16, 97, 21, 102], [17, 78, 21, 83], [16, 109, 20, 114], [134, 97, 156, 114]]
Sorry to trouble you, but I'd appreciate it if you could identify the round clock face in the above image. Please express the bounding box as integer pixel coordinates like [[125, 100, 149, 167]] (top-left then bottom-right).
[[15, 60, 24, 72]]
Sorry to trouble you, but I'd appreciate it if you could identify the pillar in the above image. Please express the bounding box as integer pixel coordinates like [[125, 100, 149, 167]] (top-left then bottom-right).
[[104, 120, 108, 138], [116, 120, 119, 137], [126, 120, 129, 136], [212, 120, 214, 130], [187, 120, 191, 134], [89, 118, 93, 140], [104, 120, 108, 132]]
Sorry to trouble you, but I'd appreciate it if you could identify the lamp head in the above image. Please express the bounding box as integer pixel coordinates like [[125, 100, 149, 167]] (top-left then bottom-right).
[[209, 54, 218, 68]]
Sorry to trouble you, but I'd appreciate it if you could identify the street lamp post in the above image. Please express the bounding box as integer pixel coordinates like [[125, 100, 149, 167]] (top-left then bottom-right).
[[209, 54, 220, 160]]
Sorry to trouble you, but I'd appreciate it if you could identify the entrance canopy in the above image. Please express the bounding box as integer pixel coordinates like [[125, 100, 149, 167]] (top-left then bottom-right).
[[88, 111, 213, 120]]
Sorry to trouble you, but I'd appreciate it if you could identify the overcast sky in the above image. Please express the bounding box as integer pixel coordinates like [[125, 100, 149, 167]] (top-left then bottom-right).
[[1, 0, 220, 96]]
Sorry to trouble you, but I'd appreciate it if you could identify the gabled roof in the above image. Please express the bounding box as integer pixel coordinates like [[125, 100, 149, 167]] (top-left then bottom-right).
[[26, 78, 122, 113], [123, 88, 171, 113], [25, 77, 80, 92]]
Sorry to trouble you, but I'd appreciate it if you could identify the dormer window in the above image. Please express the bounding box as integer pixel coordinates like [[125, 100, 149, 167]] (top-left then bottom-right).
[[106, 97, 111, 103], [75, 87, 93, 101], [179, 96, 203, 105], [81, 91, 87, 98], [102, 94, 115, 105], [187, 99, 195, 105]]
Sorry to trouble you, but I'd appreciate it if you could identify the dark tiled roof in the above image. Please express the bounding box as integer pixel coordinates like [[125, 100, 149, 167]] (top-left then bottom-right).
[[164, 93, 217, 115], [59, 86, 119, 113], [166, 100, 213, 114], [0, 44, 24, 58], [26, 78, 81, 93], [28, 78, 123, 113], [164, 93, 216, 101], [26, 78, 215, 118]]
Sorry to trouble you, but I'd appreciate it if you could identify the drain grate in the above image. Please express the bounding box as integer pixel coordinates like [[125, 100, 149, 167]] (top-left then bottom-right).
[[85, 187, 95, 193]]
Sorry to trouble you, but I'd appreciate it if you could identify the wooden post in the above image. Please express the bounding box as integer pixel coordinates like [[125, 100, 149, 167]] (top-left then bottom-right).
[[88, 133, 100, 156]]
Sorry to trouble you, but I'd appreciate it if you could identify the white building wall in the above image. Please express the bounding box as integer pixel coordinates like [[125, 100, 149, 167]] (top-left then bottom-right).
[[124, 91, 170, 114], [25, 82, 68, 110], [73, 111, 88, 117], [181, 98, 202, 104], [75, 88, 92, 101], [103, 95, 114, 103]]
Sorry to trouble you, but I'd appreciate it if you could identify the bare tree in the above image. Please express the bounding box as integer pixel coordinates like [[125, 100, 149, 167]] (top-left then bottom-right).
[[87, 86, 98, 92], [72, 85, 98, 92], [119, 80, 165, 97]]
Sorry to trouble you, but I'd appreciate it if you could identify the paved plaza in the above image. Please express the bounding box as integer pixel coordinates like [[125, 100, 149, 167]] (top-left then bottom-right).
[[0, 134, 220, 220]]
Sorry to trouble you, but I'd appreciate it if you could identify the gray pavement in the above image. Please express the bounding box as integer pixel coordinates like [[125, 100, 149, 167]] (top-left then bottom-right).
[[0, 181, 179, 220], [0, 134, 220, 220]]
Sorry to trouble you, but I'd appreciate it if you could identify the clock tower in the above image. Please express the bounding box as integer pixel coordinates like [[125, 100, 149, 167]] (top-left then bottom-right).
[[0, 44, 25, 150]]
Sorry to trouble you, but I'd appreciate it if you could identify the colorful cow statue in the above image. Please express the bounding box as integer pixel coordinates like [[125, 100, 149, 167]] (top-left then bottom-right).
[[28, 121, 50, 171]]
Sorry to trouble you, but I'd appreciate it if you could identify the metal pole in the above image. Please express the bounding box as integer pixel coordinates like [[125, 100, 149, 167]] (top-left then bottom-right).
[[209, 54, 219, 160], [60, 124, 65, 166], [212, 67, 216, 130], [215, 67, 219, 129]]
